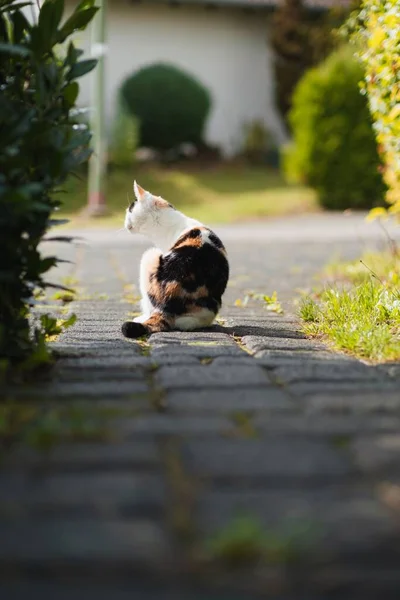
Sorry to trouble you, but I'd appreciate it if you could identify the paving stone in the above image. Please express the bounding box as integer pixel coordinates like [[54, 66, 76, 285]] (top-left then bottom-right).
[[182, 438, 353, 480], [0, 519, 169, 566], [49, 368, 150, 382], [352, 435, 400, 473], [227, 324, 305, 340], [289, 380, 398, 397], [0, 582, 250, 600], [151, 354, 200, 366], [151, 345, 245, 359], [0, 472, 165, 517], [165, 388, 293, 412], [118, 415, 232, 436], [211, 356, 257, 366], [4, 440, 161, 470], [242, 335, 326, 353], [271, 363, 382, 384], [16, 380, 149, 398], [255, 349, 354, 363], [224, 315, 299, 325], [155, 364, 270, 389], [58, 356, 153, 369], [150, 331, 234, 345], [306, 393, 400, 413], [254, 414, 400, 435], [51, 341, 143, 357]]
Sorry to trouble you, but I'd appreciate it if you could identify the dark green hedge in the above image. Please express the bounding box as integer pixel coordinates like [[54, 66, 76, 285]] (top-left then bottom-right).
[[120, 63, 211, 150], [0, 0, 97, 370], [284, 47, 386, 210]]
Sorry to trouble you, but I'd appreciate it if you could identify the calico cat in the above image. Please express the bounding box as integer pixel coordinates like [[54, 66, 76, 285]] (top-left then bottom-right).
[[121, 181, 229, 338]]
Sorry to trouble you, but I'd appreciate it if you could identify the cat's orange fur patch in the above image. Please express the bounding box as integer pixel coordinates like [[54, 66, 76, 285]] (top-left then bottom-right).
[[144, 313, 172, 332], [174, 236, 203, 249], [192, 284, 208, 299], [154, 197, 170, 209], [164, 281, 183, 297], [148, 278, 163, 305]]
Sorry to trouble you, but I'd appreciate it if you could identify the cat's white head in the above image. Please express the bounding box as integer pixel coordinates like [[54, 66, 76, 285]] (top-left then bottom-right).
[[124, 181, 177, 236]]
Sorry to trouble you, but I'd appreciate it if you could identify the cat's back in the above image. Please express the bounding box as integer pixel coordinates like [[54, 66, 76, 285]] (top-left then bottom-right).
[[160, 226, 229, 297]]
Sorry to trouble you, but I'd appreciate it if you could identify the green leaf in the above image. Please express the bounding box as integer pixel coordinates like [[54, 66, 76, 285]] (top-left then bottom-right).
[[0, 2, 33, 14], [0, 14, 8, 41], [63, 81, 79, 107], [75, 0, 96, 11], [38, 0, 64, 40], [47, 219, 70, 227], [39, 256, 57, 273], [43, 236, 78, 242], [43, 282, 74, 293], [65, 41, 83, 66], [57, 6, 98, 44], [67, 58, 97, 80], [11, 9, 30, 43], [0, 42, 31, 56], [66, 129, 91, 151], [40, 314, 61, 336], [62, 313, 77, 329]]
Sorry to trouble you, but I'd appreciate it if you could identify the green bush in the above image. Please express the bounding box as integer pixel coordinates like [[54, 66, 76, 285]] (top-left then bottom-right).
[[347, 0, 400, 217], [270, 0, 353, 123], [0, 0, 97, 371], [120, 63, 211, 150], [284, 47, 386, 210]]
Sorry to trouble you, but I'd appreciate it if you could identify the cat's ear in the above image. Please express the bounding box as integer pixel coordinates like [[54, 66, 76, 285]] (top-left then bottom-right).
[[133, 180, 146, 202]]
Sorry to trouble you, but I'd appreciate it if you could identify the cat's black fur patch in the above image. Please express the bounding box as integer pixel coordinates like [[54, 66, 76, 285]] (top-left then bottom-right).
[[195, 296, 220, 313], [208, 231, 224, 249], [160, 245, 228, 295]]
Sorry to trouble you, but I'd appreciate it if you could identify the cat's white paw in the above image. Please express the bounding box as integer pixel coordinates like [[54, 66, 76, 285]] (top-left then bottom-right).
[[133, 314, 150, 324]]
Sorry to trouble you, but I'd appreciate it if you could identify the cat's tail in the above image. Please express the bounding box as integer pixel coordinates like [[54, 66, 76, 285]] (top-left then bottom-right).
[[121, 313, 171, 338]]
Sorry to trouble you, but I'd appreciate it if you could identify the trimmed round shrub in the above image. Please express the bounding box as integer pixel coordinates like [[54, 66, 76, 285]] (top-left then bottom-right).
[[120, 63, 211, 150], [283, 47, 386, 210]]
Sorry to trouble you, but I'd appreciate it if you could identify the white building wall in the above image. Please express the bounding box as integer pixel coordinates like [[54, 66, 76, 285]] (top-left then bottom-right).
[[70, 1, 287, 155]]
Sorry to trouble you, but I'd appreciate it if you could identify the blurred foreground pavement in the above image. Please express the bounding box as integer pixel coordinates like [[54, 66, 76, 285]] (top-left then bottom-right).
[[1, 213, 400, 600]]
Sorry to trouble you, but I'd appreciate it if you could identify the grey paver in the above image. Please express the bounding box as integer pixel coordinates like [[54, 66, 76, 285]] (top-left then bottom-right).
[[288, 381, 399, 396], [0, 519, 170, 565], [165, 387, 293, 411], [306, 393, 400, 413], [271, 362, 383, 383], [242, 335, 327, 353], [16, 380, 149, 398], [254, 414, 400, 435], [151, 344, 245, 359], [155, 364, 270, 389], [182, 438, 353, 479], [0, 472, 165, 517], [352, 435, 400, 473], [118, 415, 232, 436], [3, 440, 161, 470]]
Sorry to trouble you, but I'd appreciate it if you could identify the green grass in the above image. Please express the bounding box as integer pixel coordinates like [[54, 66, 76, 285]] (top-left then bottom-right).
[[324, 251, 400, 286], [300, 251, 400, 363], [204, 515, 319, 567], [61, 164, 317, 227]]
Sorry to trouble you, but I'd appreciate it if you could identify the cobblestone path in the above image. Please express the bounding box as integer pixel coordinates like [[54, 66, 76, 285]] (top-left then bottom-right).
[[2, 215, 400, 599]]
